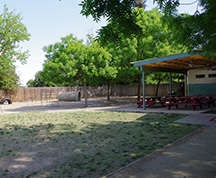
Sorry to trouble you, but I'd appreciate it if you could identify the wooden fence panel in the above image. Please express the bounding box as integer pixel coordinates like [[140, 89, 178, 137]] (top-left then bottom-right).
[[0, 83, 180, 102]]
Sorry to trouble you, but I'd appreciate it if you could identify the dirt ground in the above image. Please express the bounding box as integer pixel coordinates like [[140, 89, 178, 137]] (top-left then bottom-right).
[[0, 97, 215, 178], [1, 96, 215, 115], [0, 97, 138, 113]]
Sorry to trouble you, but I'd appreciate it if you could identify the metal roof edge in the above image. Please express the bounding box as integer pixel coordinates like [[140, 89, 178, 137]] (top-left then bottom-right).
[[133, 52, 203, 67]]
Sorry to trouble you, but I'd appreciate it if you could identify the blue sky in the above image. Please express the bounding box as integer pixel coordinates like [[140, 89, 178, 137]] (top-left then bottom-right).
[[1, 0, 199, 86]]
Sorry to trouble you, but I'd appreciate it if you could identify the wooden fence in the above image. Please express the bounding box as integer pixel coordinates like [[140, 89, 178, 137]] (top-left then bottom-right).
[[0, 83, 180, 102]]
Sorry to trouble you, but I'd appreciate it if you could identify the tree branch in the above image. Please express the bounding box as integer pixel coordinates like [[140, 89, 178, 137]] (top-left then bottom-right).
[[180, 0, 198, 6], [0, 47, 9, 60], [75, 73, 83, 83]]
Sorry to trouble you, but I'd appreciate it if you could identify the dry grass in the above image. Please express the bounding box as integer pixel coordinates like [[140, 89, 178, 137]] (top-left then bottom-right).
[[0, 111, 202, 178]]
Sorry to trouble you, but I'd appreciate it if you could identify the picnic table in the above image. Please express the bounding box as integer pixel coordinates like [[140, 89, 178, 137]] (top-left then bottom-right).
[[137, 95, 215, 110], [165, 96, 203, 111], [194, 94, 215, 107], [137, 96, 166, 108]]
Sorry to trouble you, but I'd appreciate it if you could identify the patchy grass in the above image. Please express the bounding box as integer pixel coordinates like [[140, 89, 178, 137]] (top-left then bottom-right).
[[0, 111, 202, 177]]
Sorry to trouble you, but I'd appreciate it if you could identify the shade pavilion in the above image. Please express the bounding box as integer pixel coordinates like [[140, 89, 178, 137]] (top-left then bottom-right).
[[133, 52, 216, 109]]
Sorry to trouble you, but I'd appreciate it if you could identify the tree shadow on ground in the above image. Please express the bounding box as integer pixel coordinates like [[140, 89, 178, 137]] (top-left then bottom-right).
[[0, 111, 201, 178]]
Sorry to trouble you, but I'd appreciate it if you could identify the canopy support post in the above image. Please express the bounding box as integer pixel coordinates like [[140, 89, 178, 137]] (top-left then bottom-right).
[[169, 72, 172, 97], [185, 71, 189, 96], [141, 66, 145, 110]]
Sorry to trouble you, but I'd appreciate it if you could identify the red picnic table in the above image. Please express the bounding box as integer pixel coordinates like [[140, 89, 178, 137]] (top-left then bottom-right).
[[137, 95, 215, 110], [194, 94, 215, 107], [165, 96, 203, 111], [137, 96, 166, 108]]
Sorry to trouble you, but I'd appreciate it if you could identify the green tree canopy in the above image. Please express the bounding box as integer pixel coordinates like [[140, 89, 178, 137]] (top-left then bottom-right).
[[0, 5, 30, 63], [0, 56, 20, 91], [99, 9, 186, 97], [42, 34, 117, 107], [26, 71, 49, 87], [80, 0, 216, 56], [155, 0, 216, 57], [0, 5, 30, 91], [26, 79, 34, 88], [80, 0, 146, 38]]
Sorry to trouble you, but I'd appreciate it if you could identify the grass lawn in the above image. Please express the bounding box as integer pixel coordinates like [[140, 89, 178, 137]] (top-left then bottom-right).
[[0, 111, 202, 178]]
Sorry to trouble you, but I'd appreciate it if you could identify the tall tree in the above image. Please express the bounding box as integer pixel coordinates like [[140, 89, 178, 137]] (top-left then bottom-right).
[[85, 35, 117, 101], [80, 0, 216, 56], [0, 5, 30, 91], [26, 79, 34, 88], [155, 0, 216, 57], [42, 34, 117, 107], [80, 0, 145, 38], [0, 56, 20, 91], [99, 9, 186, 98], [26, 71, 50, 87], [0, 5, 30, 63]]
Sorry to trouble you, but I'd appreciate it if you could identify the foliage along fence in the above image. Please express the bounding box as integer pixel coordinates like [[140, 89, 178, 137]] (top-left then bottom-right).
[[0, 83, 179, 102]]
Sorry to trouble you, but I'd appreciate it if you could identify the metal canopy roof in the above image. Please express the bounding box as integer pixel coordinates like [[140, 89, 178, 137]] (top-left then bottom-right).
[[133, 52, 216, 74]]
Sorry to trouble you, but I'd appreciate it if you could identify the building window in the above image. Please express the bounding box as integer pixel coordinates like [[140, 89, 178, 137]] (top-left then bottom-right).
[[209, 74, 216, 78], [196, 74, 205, 78]]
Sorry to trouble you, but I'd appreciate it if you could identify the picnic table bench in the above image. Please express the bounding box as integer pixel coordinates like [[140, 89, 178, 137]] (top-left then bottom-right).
[[165, 96, 203, 111], [137, 96, 166, 108], [194, 94, 215, 107], [136, 95, 215, 110]]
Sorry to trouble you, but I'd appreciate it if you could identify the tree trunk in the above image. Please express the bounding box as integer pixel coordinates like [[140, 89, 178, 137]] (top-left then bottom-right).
[[107, 80, 110, 101], [155, 79, 162, 96], [83, 83, 88, 107], [137, 75, 141, 101]]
